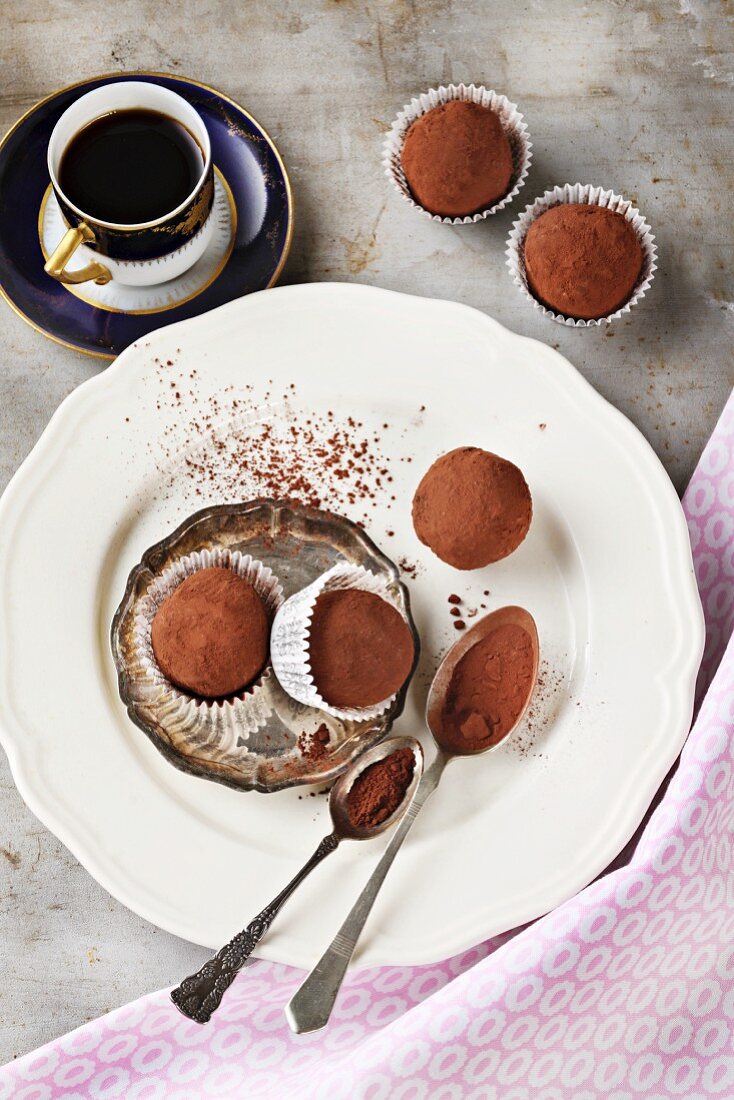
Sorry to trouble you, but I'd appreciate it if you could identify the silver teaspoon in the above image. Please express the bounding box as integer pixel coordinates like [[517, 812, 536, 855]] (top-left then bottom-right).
[[170, 734, 423, 1024], [286, 606, 539, 1034]]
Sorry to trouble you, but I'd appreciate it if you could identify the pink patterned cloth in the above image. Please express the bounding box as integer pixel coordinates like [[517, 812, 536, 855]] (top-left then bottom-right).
[[4, 392, 734, 1100]]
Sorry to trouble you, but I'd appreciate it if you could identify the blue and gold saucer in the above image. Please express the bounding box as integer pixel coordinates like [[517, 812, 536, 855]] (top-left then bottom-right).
[[0, 72, 293, 359]]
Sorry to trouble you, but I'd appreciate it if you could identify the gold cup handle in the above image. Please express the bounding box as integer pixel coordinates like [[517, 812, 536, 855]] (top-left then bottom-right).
[[44, 222, 112, 285]]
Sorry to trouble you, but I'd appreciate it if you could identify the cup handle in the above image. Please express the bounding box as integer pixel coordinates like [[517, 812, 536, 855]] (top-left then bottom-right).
[[44, 222, 112, 285]]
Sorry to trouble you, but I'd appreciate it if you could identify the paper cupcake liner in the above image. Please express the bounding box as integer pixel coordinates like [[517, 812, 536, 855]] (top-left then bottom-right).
[[383, 82, 532, 225], [505, 182, 658, 327], [132, 547, 284, 736], [271, 564, 406, 722]]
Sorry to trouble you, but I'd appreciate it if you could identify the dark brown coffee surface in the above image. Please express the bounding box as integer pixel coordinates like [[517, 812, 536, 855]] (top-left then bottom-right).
[[523, 203, 643, 320], [59, 108, 204, 224], [412, 447, 532, 570], [151, 567, 269, 698], [308, 588, 415, 708], [346, 747, 415, 830], [401, 100, 513, 218]]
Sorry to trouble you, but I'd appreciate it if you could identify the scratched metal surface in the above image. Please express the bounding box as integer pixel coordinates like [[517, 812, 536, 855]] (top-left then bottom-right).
[[0, 0, 732, 1064]]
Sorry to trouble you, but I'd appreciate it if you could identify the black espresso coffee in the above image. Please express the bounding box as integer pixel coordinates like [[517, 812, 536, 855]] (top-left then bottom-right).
[[58, 108, 205, 225]]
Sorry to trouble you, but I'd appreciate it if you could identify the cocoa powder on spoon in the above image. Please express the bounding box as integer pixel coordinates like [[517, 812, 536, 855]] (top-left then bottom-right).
[[438, 622, 536, 754], [345, 746, 416, 831]]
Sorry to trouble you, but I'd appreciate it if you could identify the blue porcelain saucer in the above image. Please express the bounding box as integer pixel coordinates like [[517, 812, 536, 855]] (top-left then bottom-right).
[[0, 72, 293, 359]]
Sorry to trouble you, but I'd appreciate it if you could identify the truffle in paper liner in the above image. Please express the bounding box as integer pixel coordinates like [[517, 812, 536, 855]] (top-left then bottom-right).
[[130, 547, 283, 742], [505, 182, 657, 327], [383, 82, 532, 224], [271, 563, 408, 722]]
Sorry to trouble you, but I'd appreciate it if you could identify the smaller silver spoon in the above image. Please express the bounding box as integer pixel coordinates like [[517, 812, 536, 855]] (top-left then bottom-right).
[[286, 606, 539, 1034], [170, 734, 423, 1024]]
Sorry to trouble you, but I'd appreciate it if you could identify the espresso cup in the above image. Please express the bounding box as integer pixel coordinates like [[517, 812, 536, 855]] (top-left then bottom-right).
[[45, 81, 214, 288]]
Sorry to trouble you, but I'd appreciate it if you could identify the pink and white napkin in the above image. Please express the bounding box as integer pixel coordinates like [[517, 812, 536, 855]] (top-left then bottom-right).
[[4, 392, 734, 1100]]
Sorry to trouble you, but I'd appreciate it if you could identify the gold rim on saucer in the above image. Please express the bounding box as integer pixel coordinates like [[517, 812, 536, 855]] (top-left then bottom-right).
[[0, 70, 295, 360], [38, 167, 238, 315]]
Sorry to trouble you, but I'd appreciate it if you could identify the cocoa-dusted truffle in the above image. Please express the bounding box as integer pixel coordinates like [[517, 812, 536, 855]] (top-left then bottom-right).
[[401, 99, 513, 218], [412, 447, 532, 569], [523, 204, 643, 320], [151, 567, 269, 698], [308, 589, 415, 708]]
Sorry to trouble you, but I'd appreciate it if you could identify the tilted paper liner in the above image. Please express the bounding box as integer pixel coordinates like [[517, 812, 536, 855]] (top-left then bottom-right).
[[271, 564, 408, 722]]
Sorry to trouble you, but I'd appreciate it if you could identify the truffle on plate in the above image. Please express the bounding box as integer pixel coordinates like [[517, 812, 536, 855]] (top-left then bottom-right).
[[412, 447, 532, 569], [151, 567, 269, 698]]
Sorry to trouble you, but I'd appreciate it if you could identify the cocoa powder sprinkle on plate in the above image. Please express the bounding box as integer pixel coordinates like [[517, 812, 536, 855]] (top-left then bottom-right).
[[145, 376, 423, 527]]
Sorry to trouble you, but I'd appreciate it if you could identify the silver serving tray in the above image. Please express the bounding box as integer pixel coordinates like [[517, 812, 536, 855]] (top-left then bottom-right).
[[111, 500, 419, 793]]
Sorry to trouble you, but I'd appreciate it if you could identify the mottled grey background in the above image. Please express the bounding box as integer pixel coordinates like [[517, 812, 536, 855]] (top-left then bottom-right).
[[1, 0, 732, 1064]]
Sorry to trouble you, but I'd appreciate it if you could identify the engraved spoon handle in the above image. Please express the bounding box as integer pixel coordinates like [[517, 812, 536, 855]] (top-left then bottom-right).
[[286, 751, 449, 1034], [171, 832, 341, 1024]]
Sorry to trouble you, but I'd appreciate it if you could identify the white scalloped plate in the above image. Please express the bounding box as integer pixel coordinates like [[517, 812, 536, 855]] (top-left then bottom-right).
[[0, 284, 703, 968]]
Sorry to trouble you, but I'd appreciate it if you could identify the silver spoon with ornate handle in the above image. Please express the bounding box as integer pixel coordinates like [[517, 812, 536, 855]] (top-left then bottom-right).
[[170, 734, 423, 1024], [286, 606, 539, 1034]]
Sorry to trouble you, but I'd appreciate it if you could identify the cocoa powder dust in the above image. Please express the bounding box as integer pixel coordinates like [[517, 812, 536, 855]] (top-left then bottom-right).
[[146, 374, 424, 531], [346, 747, 415, 831], [297, 724, 331, 761], [438, 623, 535, 754]]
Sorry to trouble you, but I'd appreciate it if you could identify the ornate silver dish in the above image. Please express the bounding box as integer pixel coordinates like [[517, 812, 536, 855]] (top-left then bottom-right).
[[111, 500, 419, 793]]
